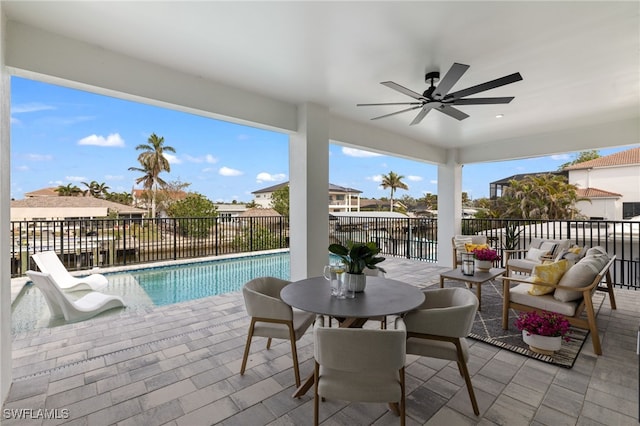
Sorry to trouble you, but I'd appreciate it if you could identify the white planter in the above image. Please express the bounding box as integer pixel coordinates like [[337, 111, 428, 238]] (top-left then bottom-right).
[[342, 273, 366, 292], [522, 331, 562, 355], [474, 259, 492, 272]]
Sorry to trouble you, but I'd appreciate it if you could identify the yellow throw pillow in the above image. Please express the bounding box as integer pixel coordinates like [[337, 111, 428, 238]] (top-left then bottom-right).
[[465, 243, 489, 253], [527, 259, 569, 296]]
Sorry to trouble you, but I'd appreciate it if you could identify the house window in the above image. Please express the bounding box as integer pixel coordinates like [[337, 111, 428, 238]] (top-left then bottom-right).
[[622, 202, 640, 219]]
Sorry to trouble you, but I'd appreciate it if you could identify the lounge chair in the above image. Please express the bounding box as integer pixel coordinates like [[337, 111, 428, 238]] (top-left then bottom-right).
[[26, 270, 125, 323], [31, 251, 108, 292]]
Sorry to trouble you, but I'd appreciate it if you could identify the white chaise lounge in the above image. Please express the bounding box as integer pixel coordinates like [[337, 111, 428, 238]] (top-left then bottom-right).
[[31, 251, 108, 292], [26, 270, 125, 323]]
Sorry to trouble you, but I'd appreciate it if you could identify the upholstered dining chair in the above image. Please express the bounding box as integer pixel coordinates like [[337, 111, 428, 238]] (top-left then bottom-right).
[[364, 268, 389, 329], [240, 277, 315, 387], [313, 315, 407, 426], [403, 287, 480, 416]]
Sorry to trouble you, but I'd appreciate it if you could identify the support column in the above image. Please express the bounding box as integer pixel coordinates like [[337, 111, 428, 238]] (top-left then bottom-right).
[[0, 4, 13, 403], [289, 104, 329, 281], [437, 149, 463, 267]]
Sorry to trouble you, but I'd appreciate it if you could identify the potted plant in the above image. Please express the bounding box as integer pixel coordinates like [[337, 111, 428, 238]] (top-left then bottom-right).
[[472, 247, 500, 271], [328, 241, 386, 292], [514, 310, 571, 355]]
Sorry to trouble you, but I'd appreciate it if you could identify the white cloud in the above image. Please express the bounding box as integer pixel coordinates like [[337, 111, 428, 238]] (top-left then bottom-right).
[[201, 167, 215, 173], [183, 154, 218, 164], [430, 179, 437, 184], [78, 133, 125, 147], [342, 147, 383, 158], [12, 103, 56, 114], [65, 176, 86, 182], [256, 172, 286, 183], [407, 175, 422, 182], [367, 175, 383, 183], [105, 175, 124, 181], [219, 166, 243, 177], [49, 180, 64, 186], [551, 154, 570, 161], [164, 153, 181, 164], [26, 153, 53, 161], [15, 165, 29, 172]]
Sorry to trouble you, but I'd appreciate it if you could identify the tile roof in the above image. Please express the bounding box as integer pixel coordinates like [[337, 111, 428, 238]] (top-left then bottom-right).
[[11, 196, 146, 213], [563, 146, 640, 170], [238, 208, 282, 217], [577, 187, 622, 198], [24, 187, 61, 197]]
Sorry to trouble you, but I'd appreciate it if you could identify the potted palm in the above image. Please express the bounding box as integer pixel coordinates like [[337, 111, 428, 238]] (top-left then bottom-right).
[[328, 241, 386, 292]]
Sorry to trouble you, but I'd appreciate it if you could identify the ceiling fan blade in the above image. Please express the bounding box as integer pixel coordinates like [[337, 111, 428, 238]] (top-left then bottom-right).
[[381, 81, 426, 100], [357, 102, 423, 107], [410, 104, 439, 125], [446, 72, 523, 100], [451, 97, 515, 105], [370, 105, 422, 121], [436, 105, 469, 121], [432, 63, 469, 98]]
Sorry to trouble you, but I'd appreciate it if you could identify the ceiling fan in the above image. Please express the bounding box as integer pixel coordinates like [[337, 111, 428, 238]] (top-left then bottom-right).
[[357, 63, 523, 125]]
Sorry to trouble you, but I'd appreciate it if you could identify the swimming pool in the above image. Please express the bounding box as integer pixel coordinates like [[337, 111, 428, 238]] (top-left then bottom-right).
[[11, 252, 292, 334]]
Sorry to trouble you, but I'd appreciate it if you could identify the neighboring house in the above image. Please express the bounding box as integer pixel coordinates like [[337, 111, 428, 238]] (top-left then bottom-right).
[[132, 188, 188, 214], [215, 203, 248, 221], [252, 182, 362, 212], [24, 187, 61, 197], [564, 146, 640, 220], [11, 196, 146, 221]]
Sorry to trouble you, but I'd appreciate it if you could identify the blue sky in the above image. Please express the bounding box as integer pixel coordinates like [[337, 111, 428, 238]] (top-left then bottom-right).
[[10, 76, 631, 203]]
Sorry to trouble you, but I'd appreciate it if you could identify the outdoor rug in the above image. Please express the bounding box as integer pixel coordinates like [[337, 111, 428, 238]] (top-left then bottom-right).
[[440, 278, 604, 368]]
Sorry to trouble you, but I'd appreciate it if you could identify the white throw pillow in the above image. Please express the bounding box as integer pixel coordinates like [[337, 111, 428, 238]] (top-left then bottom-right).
[[526, 247, 547, 261]]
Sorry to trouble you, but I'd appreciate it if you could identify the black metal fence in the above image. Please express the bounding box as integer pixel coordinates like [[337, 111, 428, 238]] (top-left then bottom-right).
[[10, 216, 639, 289]]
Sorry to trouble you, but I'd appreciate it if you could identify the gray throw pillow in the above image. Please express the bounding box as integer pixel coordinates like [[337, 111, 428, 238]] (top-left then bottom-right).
[[554, 254, 608, 302]]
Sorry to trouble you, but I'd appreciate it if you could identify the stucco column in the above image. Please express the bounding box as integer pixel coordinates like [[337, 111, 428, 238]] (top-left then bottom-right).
[[0, 4, 13, 403], [437, 149, 463, 267], [289, 103, 329, 281]]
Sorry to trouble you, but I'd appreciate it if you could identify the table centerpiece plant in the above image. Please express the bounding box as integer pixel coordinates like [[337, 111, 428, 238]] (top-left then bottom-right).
[[472, 247, 500, 271], [328, 241, 386, 292], [514, 310, 571, 355]]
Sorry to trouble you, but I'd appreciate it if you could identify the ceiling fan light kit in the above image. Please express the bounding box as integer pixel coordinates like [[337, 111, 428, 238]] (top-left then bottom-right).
[[357, 63, 523, 125]]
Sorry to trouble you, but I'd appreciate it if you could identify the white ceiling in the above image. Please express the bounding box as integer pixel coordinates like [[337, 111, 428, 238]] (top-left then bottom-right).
[[3, 1, 639, 162]]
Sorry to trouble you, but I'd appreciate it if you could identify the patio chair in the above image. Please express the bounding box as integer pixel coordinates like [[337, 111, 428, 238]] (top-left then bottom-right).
[[31, 251, 108, 292], [452, 235, 488, 268], [313, 315, 406, 426], [404, 287, 480, 416], [26, 270, 125, 323], [365, 268, 389, 329], [240, 277, 315, 387]]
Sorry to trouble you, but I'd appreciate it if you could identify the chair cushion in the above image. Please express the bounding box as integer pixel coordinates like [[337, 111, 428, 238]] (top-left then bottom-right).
[[508, 258, 539, 273], [510, 284, 579, 316], [252, 309, 315, 340], [528, 259, 569, 295], [553, 251, 609, 302], [526, 247, 548, 262]]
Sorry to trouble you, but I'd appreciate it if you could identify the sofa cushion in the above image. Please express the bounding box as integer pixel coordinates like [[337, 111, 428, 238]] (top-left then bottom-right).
[[526, 247, 548, 261], [553, 251, 609, 302], [528, 259, 569, 295], [510, 284, 579, 316], [508, 258, 539, 273], [530, 238, 572, 257]]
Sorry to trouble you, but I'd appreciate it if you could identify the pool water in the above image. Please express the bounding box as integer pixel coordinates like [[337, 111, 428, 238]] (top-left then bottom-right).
[[12, 252, 292, 334]]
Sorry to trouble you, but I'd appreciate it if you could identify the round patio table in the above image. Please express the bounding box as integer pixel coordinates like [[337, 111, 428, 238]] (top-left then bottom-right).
[[281, 275, 425, 397]]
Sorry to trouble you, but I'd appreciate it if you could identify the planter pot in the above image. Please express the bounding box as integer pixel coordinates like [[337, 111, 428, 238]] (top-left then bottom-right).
[[474, 259, 492, 272], [522, 331, 562, 355], [342, 273, 366, 292]]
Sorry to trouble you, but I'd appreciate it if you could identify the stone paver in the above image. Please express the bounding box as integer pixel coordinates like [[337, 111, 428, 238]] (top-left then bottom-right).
[[4, 256, 639, 425]]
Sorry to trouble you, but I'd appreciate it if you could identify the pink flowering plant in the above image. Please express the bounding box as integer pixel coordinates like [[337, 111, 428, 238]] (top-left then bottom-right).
[[472, 247, 500, 262], [515, 310, 571, 342]]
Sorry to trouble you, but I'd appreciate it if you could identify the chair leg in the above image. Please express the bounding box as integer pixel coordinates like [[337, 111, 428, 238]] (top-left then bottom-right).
[[502, 280, 511, 329], [240, 318, 256, 375], [604, 270, 617, 309], [314, 361, 320, 426], [266, 337, 272, 349], [288, 322, 301, 387], [454, 340, 479, 416], [400, 366, 406, 426], [584, 295, 602, 355]]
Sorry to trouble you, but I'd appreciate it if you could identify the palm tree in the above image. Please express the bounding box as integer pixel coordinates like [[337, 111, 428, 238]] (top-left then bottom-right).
[[380, 171, 409, 212], [82, 181, 110, 198], [55, 183, 83, 197], [128, 133, 175, 218]]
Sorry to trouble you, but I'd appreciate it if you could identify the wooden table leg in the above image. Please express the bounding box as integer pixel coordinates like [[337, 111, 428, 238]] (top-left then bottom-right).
[[292, 374, 315, 398]]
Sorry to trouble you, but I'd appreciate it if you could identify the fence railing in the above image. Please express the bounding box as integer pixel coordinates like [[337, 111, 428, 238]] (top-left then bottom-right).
[[10, 216, 639, 289]]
